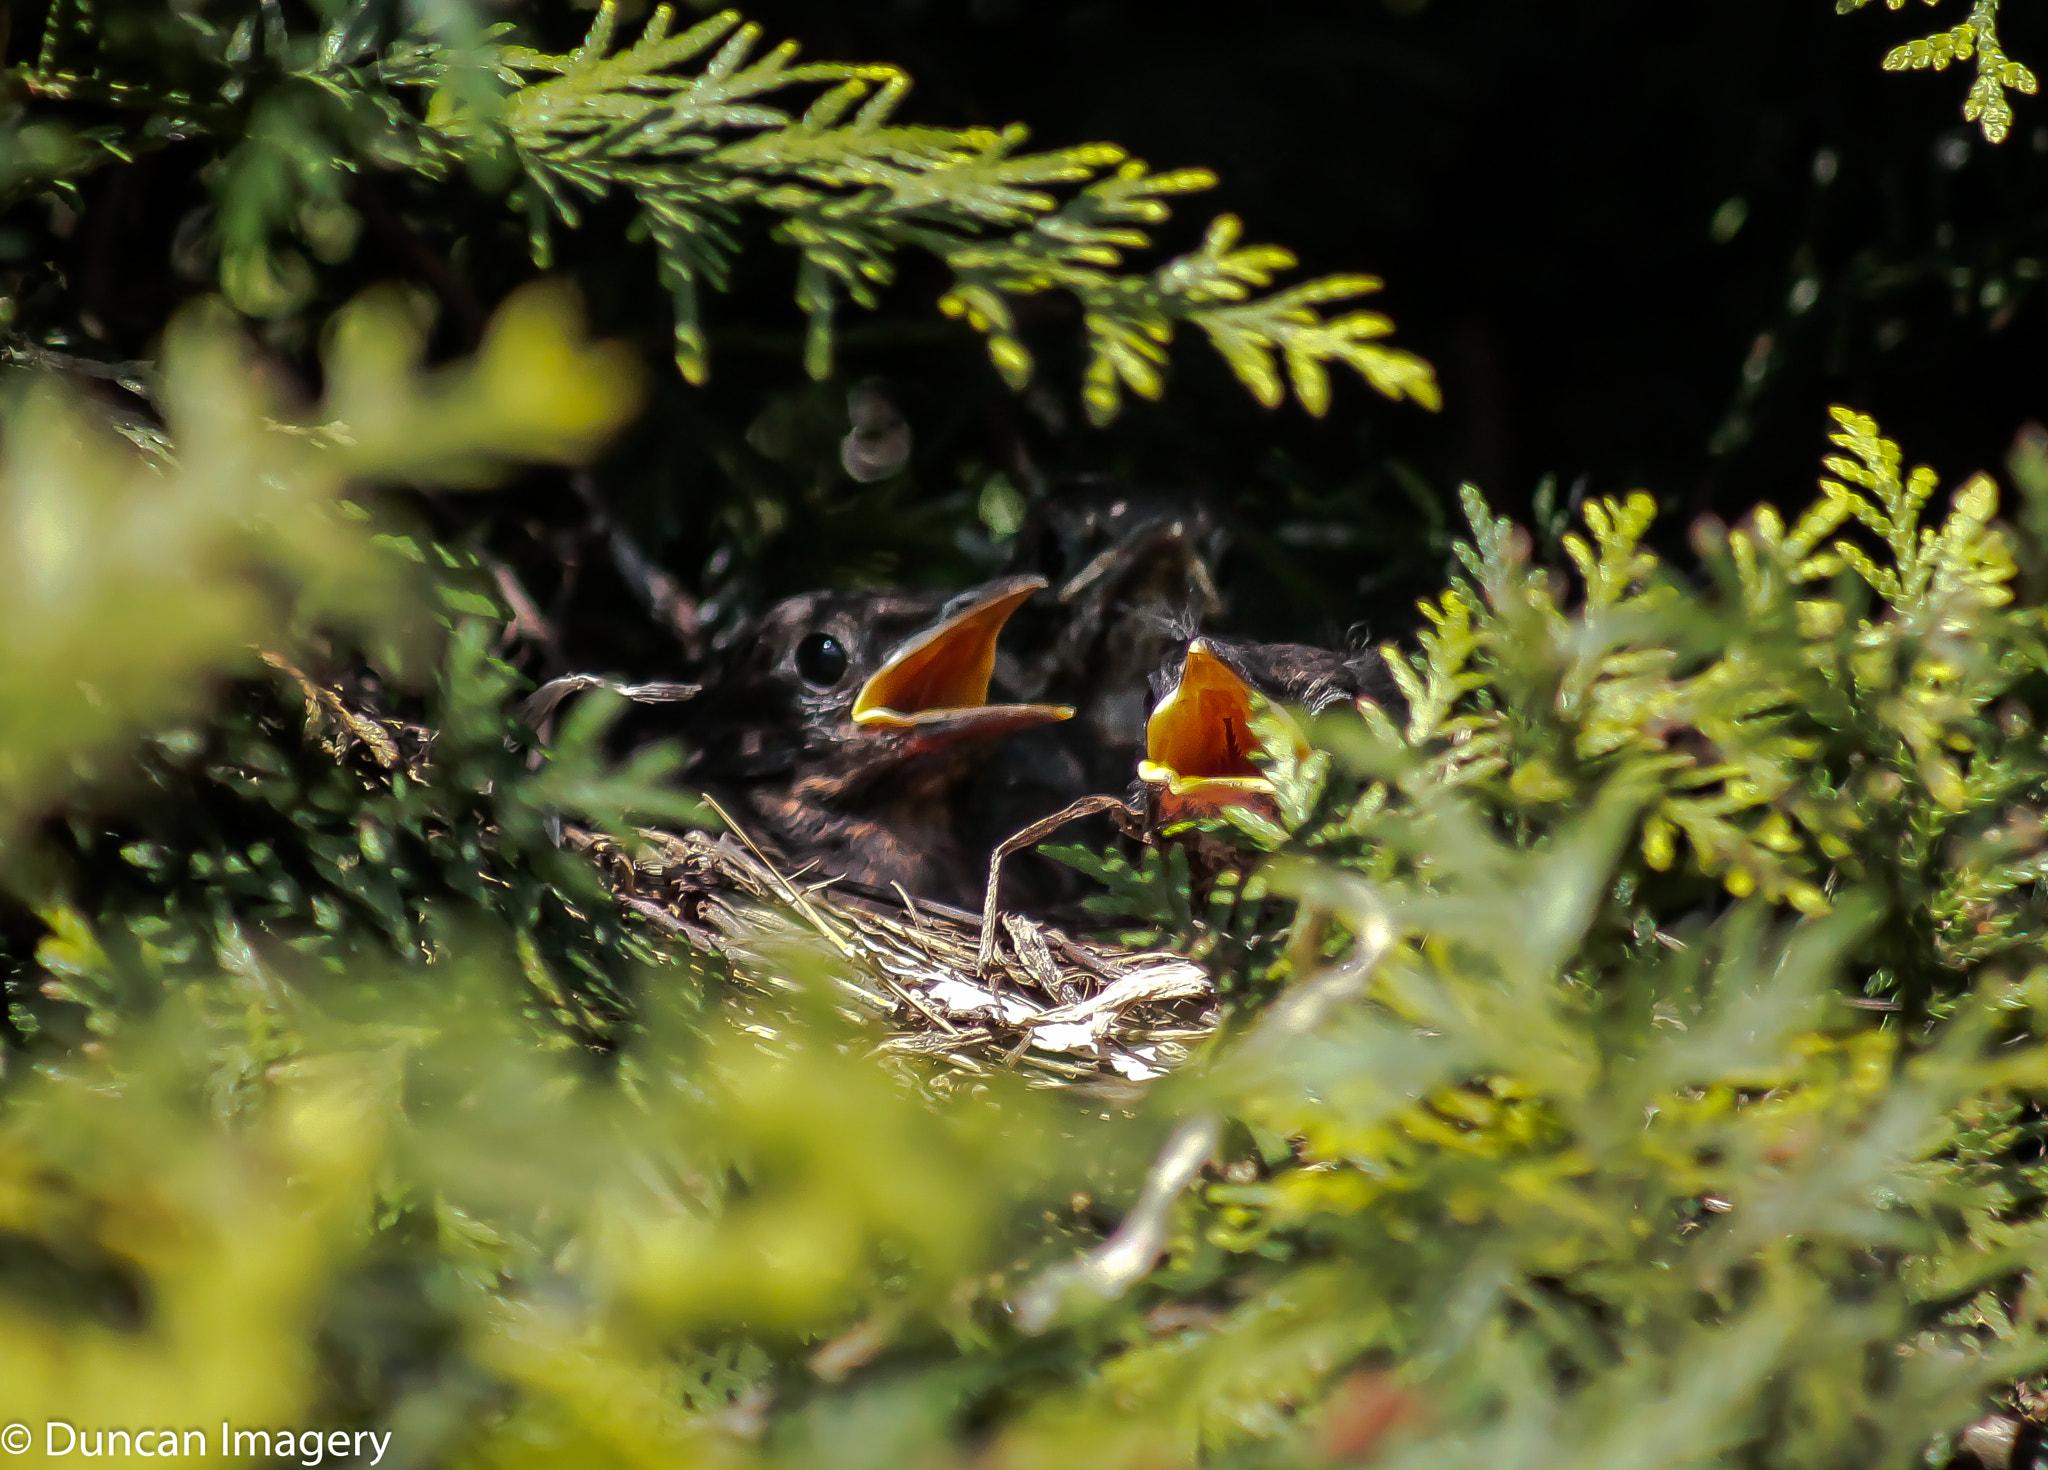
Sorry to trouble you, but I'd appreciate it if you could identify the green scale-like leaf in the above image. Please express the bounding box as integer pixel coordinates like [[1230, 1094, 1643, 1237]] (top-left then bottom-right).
[[24, 0, 1431, 423], [1844, 0, 2040, 142]]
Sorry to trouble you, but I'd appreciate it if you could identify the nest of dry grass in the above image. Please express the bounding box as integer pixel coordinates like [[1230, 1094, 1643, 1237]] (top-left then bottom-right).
[[569, 824, 1219, 1090], [282, 663, 1218, 1088]]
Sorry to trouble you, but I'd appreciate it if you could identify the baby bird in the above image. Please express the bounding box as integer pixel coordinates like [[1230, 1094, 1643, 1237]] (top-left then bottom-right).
[[972, 634, 1404, 968], [683, 575, 1073, 909], [1138, 637, 1402, 829], [953, 481, 1227, 912], [1003, 477, 1227, 790]]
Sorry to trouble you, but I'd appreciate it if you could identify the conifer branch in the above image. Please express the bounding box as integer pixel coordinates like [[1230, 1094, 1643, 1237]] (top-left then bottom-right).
[[18, 0, 1437, 421], [1842, 0, 2039, 142]]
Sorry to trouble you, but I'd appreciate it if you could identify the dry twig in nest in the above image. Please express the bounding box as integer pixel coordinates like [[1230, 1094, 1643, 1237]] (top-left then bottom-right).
[[568, 823, 1218, 1090], [271, 659, 1211, 1086]]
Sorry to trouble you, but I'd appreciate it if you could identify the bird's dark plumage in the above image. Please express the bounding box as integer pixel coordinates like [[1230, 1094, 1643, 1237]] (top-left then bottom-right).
[[682, 575, 1071, 908], [951, 481, 1229, 910], [1003, 477, 1227, 788]]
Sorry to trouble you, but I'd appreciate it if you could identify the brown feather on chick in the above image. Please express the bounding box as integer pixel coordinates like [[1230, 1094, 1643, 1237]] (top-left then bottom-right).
[[679, 576, 1072, 909]]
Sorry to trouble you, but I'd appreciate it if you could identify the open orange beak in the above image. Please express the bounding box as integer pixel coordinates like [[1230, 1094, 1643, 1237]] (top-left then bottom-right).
[[1138, 640, 1306, 821], [851, 575, 1072, 741]]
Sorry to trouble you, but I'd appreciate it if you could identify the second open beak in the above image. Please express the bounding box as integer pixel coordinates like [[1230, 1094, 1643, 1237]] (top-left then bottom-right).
[[1138, 640, 1304, 819], [851, 575, 1073, 740]]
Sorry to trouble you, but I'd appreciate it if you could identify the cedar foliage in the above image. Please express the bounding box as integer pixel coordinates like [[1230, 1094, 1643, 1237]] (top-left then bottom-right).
[[23, 0, 1438, 417], [1844, 0, 2040, 142], [6, 4, 2048, 1469]]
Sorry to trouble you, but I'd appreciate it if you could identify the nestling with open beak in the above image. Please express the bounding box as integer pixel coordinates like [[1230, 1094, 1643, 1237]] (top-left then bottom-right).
[[1001, 478, 1227, 790], [946, 481, 1229, 916], [682, 575, 1073, 909], [1139, 637, 1403, 829], [971, 634, 1406, 972]]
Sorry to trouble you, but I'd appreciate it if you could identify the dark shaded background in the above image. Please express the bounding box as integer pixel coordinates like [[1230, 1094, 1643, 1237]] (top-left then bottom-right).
[[593, 0, 2048, 649], [15, 0, 2048, 658]]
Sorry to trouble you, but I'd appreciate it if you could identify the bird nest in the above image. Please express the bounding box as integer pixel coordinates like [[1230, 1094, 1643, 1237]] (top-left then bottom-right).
[[268, 656, 1218, 1089], [567, 822, 1219, 1091]]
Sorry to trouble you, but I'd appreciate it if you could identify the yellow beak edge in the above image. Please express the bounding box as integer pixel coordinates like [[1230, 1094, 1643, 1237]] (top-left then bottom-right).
[[852, 576, 1073, 733]]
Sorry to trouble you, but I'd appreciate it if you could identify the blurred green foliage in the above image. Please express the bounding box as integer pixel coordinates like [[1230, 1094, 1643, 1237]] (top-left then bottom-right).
[[5, 282, 2048, 1466]]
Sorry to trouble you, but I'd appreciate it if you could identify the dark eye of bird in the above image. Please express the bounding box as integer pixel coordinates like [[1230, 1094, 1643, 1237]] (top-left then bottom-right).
[[795, 632, 849, 687]]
